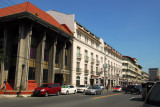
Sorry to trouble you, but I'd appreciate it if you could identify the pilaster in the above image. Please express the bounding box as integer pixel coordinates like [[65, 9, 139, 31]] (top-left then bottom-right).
[[35, 31, 46, 86], [14, 23, 32, 90]]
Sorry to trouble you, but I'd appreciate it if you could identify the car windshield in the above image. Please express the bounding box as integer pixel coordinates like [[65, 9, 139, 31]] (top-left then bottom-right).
[[78, 85, 85, 87], [146, 82, 160, 106], [62, 86, 68, 88], [39, 84, 49, 88]]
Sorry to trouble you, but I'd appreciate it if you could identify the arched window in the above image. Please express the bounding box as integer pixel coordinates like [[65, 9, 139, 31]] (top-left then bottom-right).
[[76, 76, 80, 86], [84, 77, 88, 84]]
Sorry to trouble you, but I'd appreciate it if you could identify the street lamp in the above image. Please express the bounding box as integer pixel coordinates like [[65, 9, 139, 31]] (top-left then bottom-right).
[[17, 64, 25, 97]]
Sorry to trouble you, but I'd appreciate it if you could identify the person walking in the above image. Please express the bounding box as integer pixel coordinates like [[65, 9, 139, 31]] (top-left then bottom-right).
[[107, 84, 109, 91], [1, 79, 7, 91]]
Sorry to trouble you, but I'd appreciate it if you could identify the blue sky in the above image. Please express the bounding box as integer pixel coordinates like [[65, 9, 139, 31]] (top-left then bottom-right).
[[0, 0, 160, 73]]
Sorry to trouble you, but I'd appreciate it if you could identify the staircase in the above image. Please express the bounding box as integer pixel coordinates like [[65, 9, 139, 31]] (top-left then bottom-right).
[[27, 80, 38, 90]]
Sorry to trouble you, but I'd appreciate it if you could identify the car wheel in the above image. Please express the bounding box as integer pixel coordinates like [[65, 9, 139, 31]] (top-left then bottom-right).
[[74, 90, 76, 94], [57, 91, 60, 96], [66, 90, 69, 95], [45, 92, 48, 97]]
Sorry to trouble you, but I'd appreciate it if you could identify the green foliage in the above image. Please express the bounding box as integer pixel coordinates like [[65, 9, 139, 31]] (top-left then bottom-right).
[[0, 49, 8, 63]]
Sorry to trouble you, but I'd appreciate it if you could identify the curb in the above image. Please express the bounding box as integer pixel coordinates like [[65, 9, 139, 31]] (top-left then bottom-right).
[[0, 94, 32, 98]]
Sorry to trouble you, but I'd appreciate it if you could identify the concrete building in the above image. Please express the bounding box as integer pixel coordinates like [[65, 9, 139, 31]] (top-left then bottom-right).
[[0, 2, 73, 91], [141, 71, 149, 82], [47, 10, 122, 87], [122, 56, 143, 85], [149, 68, 160, 81]]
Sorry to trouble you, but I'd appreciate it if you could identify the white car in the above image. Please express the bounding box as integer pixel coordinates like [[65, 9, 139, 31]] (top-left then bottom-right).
[[77, 85, 89, 93], [113, 85, 122, 92], [61, 85, 77, 95]]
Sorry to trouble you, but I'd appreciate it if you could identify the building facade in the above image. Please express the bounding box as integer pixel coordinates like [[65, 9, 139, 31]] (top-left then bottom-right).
[[141, 71, 149, 82], [47, 10, 122, 87], [0, 2, 73, 90], [122, 56, 143, 85], [149, 68, 160, 81]]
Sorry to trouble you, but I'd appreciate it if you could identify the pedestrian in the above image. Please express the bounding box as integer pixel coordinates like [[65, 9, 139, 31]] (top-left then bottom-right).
[[1, 79, 7, 91], [107, 84, 109, 91]]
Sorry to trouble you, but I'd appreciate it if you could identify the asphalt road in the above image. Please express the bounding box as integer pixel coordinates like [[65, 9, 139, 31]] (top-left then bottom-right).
[[0, 91, 144, 107]]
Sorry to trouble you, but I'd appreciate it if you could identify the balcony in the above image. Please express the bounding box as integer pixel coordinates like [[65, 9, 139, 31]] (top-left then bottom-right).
[[91, 58, 95, 64], [76, 68, 82, 74], [96, 71, 102, 75], [84, 56, 89, 62], [84, 70, 89, 75], [91, 71, 95, 75], [77, 53, 82, 61], [96, 60, 100, 65]]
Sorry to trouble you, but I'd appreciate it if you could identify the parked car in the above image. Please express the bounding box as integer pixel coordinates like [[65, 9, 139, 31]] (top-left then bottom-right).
[[33, 83, 61, 97], [143, 81, 160, 107], [77, 85, 89, 93], [141, 81, 156, 99], [99, 84, 104, 90], [125, 85, 142, 94], [85, 85, 103, 95], [61, 85, 77, 95], [113, 85, 122, 92]]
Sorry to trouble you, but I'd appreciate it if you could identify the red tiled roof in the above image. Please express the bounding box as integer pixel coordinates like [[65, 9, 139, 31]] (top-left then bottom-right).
[[0, 2, 72, 35]]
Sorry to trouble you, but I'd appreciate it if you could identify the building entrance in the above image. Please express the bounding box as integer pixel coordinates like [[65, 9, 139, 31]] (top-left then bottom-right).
[[55, 74, 63, 85]]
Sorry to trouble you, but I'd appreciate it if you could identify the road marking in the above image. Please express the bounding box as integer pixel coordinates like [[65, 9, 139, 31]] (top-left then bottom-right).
[[91, 93, 123, 99]]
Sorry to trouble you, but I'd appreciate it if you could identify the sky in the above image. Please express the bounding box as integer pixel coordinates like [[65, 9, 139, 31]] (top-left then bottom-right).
[[0, 0, 160, 73]]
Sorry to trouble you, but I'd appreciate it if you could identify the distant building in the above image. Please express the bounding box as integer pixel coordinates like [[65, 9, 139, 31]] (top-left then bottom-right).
[[141, 71, 149, 82], [149, 68, 160, 81], [122, 56, 143, 85]]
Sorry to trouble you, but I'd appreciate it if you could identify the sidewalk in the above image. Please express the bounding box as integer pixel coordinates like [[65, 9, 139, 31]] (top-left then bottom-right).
[[0, 90, 32, 98]]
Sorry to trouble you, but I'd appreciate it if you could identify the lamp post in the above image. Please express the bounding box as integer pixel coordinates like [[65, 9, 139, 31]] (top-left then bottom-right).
[[17, 64, 25, 97]]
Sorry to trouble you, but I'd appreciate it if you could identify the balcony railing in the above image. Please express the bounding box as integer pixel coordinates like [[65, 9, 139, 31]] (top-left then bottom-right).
[[84, 70, 89, 75], [91, 71, 95, 75], [96, 71, 102, 75], [91, 58, 95, 64], [84, 56, 89, 62], [77, 53, 82, 60], [76, 68, 82, 74], [96, 60, 100, 65]]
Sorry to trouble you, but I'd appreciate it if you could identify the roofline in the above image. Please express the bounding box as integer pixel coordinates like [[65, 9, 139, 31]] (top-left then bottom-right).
[[0, 11, 73, 39]]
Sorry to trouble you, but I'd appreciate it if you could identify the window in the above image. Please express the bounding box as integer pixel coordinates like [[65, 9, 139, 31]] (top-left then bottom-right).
[[77, 32, 81, 39], [101, 57, 103, 63], [77, 47, 81, 57], [84, 77, 88, 84], [91, 40, 94, 47], [76, 76, 80, 86], [85, 64, 87, 70], [96, 43, 99, 49], [85, 37, 88, 44], [84, 50, 88, 60]]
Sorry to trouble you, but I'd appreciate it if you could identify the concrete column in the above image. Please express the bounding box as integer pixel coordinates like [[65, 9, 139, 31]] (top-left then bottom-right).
[[48, 40, 57, 83], [14, 23, 32, 90], [35, 32, 46, 86], [61, 44, 66, 70]]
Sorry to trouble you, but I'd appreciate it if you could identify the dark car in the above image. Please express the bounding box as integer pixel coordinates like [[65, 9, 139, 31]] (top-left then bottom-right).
[[141, 81, 156, 99], [33, 83, 61, 97], [125, 85, 142, 94], [143, 81, 160, 107], [85, 85, 103, 95]]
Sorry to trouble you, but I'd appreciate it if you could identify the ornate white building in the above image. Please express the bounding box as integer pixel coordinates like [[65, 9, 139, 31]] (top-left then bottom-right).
[[47, 10, 122, 87]]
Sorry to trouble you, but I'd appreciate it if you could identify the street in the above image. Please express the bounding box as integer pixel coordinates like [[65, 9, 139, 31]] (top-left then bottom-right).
[[0, 90, 144, 107]]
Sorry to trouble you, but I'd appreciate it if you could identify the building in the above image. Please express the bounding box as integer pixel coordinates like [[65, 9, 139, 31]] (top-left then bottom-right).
[[149, 68, 160, 81], [47, 10, 122, 87], [141, 71, 149, 82], [0, 2, 73, 91], [122, 56, 143, 85]]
